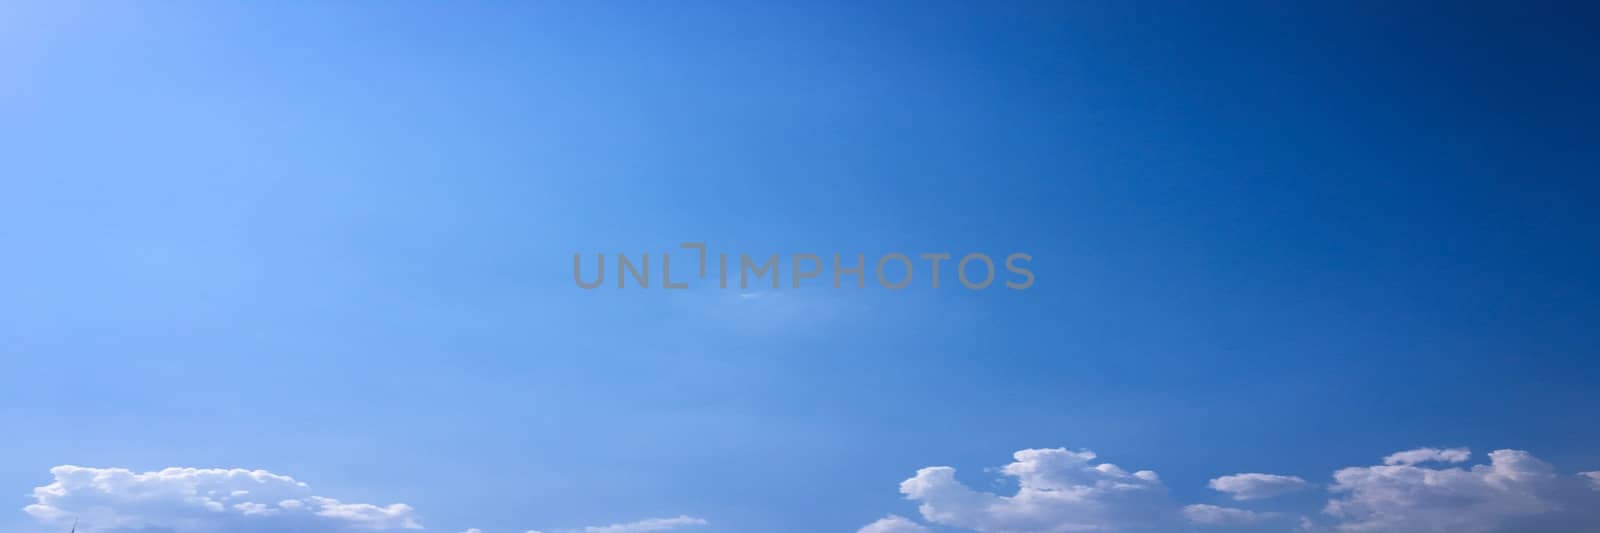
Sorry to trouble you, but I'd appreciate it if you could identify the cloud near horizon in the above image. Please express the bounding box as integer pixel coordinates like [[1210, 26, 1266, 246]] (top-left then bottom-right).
[[465, 515, 709, 533], [24, 466, 705, 533], [20, 455, 1600, 533], [896, 447, 1174, 532], [866, 446, 1600, 533], [24, 465, 421, 533], [583, 515, 707, 533], [856, 515, 929, 533], [1321, 448, 1565, 532]]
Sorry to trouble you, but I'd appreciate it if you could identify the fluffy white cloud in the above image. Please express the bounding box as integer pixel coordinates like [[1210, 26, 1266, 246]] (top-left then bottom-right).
[[857, 512, 934, 531], [857, 514, 930, 533], [1382, 447, 1471, 466], [24, 465, 421, 533], [897, 447, 1172, 532], [582, 515, 707, 533], [1322, 448, 1558, 532], [1208, 473, 1310, 500], [873, 445, 1600, 533], [1182, 504, 1269, 526]]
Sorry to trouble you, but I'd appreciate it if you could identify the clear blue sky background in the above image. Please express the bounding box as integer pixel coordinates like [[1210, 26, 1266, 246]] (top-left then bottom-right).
[[3, 2, 1599, 532]]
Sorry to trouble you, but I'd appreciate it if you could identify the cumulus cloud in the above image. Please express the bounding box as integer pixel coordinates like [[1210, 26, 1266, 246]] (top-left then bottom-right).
[[1382, 447, 1472, 466], [1182, 504, 1269, 526], [24, 465, 420, 533], [1322, 448, 1559, 532], [1208, 473, 1310, 500], [872, 445, 1600, 533], [857, 514, 930, 533], [582, 515, 707, 533], [897, 447, 1173, 532]]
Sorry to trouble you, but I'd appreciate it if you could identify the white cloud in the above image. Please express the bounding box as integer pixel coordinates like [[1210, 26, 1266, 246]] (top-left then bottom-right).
[[857, 514, 929, 533], [23, 465, 421, 533], [1208, 473, 1310, 500], [582, 515, 707, 533], [1182, 504, 1269, 526], [1322, 449, 1558, 532], [1382, 447, 1472, 466], [897, 447, 1172, 532], [872, 445, 1600, 533]]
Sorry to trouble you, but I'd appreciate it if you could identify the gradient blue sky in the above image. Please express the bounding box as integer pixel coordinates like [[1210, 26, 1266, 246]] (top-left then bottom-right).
[[3, 2, 1600, 532]]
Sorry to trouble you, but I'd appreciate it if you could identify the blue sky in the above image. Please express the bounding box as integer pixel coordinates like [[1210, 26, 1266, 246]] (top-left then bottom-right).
[[3, 2, 1600, 533]]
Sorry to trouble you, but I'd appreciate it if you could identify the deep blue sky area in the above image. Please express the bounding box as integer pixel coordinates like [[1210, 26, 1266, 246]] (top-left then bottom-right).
[[3, 2, 1599, 533]]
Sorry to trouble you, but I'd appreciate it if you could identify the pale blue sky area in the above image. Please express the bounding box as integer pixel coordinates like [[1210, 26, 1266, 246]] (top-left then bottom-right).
[[3, 2, 1599, 533]]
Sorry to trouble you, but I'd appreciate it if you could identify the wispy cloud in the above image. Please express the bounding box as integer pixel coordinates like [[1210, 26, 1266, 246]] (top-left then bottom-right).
[[857, 515, 929, 533], [1207, 473, 1311, 500], [582, 515, 707, 533], [1183, 504, 1272, 525]]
